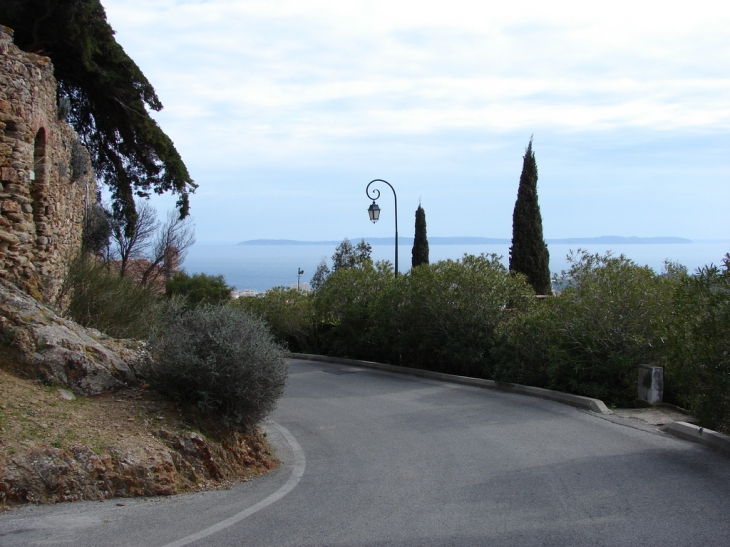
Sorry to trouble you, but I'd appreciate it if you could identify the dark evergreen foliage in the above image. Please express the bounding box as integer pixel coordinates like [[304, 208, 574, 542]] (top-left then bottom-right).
[[411, 204, 429, 268], [509, 138, 551, 294], [0, 0, 196, 232], [166, 271, 233, 306], [81, 201, 111, 255], [310, 238, 373, 290]]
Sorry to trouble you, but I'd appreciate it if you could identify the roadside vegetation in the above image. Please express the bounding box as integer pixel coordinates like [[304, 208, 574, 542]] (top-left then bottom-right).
[[55, 239, 286, 432], [240, 239, 730, 435], [143, 300, 287, 428], [54, 253, 162, 340], [1, 245, 286, 508]]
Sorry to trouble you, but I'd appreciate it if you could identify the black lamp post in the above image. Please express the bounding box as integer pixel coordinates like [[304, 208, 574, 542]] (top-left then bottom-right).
[[366, 179, 398, 277]]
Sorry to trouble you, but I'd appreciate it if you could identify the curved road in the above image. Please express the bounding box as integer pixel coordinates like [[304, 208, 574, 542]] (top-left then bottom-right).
[[1, 358, 729, 546]]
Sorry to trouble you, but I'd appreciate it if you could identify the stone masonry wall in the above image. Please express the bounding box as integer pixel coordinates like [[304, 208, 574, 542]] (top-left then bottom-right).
[[0, 26, 95, 301]]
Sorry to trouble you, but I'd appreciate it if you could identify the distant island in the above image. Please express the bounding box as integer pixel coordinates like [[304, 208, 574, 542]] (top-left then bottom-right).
[[238, 236, 693, 246]]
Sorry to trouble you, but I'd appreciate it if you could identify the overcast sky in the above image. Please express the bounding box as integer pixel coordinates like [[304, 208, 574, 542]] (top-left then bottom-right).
[[102, 0, 729, 242]]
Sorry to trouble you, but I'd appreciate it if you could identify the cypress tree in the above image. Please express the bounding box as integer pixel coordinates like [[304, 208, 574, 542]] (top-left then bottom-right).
[[509, 138, 551, 295], [411, 204, 429, 268]]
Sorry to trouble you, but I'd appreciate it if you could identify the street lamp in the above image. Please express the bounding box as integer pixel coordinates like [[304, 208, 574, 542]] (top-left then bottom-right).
[[367, 201, 380, 223], [365, 179, 398, 277]]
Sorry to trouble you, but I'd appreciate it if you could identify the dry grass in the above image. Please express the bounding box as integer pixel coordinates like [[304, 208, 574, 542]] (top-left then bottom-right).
[[0, 368, 277, 510], [1, 369, 193, 457]]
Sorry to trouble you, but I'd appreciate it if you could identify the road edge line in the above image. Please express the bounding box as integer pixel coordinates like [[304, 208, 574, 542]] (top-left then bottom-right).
[[159, 421, 306, 547]]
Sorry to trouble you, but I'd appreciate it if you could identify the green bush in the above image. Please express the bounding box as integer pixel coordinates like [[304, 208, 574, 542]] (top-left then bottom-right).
[[165, 271, 233, 306], [144, 302, 288, 428], [310, 254, 534, 377], [666, 255, 730, 433], [314, 261, 395, 360], [235, 287, 316, 352], [492, 251, 676, 404], [56, 253, 161, 339], [378, 254, 535, 377]]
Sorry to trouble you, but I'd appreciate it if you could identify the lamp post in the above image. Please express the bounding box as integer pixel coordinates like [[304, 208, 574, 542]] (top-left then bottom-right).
[[366, 179, 398, 278]]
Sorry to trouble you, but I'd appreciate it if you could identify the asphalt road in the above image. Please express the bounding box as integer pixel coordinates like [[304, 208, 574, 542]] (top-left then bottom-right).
[[1, 358, 729, 547]]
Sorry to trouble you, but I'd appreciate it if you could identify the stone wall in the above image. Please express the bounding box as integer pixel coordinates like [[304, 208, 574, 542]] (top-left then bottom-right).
[[0, 26, 94, 302]]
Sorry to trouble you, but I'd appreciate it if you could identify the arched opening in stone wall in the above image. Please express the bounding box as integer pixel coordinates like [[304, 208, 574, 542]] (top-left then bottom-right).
[[33, 127, 46, 182], [32, 128, 50, 247]]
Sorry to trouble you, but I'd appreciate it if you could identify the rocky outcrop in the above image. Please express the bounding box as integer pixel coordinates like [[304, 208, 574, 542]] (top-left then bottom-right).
[[0, 278, 141, 395], [0, 429, 275, 507]]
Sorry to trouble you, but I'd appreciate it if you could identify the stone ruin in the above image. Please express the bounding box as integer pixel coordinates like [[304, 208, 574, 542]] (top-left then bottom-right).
[[0, 26, 141, 396], [0, 25, 95, 302]]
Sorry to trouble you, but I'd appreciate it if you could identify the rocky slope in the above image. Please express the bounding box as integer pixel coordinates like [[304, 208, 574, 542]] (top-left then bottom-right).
[[0, 369, 276, 510], [0, 279, 277, 510], [0, 278, 141, 394]]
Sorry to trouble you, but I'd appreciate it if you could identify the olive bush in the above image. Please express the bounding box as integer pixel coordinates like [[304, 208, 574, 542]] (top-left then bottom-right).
[[144, 302, 288, 428]]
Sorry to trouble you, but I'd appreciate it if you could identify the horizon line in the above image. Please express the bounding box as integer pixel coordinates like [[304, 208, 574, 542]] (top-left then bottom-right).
[[233, 235, 697, 246]]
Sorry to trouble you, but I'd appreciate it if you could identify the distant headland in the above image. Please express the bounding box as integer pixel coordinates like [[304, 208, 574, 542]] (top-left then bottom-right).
[[237, 236, 693, 246]]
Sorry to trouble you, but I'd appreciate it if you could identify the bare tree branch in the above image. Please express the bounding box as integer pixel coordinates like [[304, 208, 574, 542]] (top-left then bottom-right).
[[140, 210, 195, 285], [109, 201, 158, 277]]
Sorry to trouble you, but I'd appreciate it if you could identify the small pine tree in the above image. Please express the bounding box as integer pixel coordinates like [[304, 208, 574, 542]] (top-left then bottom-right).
[[509, 137, 551, 295], [411, 204, 429, 268]]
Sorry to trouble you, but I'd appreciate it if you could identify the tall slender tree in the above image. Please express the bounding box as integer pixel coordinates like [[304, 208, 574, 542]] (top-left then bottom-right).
[[411, 203, 429, 268], [509, 137, 551, 295]]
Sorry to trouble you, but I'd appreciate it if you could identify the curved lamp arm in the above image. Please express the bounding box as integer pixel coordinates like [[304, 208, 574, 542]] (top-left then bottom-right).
[[365, 179, 398, 277]]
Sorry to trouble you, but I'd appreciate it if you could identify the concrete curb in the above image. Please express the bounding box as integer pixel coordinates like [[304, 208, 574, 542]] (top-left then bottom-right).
[[660, 422, 730, 457], [289, 353, 613, 415]]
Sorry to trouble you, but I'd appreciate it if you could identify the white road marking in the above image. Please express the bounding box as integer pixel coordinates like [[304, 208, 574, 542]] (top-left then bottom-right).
[[159, 421, 306, 547]]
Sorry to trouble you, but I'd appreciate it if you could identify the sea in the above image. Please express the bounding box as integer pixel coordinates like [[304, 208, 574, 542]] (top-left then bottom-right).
[[183, 240, 730, 293]]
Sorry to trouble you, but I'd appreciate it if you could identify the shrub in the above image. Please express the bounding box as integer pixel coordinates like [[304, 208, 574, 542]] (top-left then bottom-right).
[[493, 251, 677, 404], [235, 287, 316, 352], [666, 255, 730, 433], [314, 260, 395, 360], [144, 302, 288, 428], [56, 253, 161, 339], [311, 253, 534, 377], [490, 304, 555, 388], [165, 271, 233, 306], [379, 254, 535, 377]]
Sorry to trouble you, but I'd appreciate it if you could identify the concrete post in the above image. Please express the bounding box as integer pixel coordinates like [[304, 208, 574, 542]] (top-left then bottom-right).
[[638, 365, 664, 404]]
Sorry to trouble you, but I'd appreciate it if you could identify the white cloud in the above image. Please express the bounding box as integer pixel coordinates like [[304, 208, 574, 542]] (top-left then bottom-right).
[[100, 0, 730, 241]]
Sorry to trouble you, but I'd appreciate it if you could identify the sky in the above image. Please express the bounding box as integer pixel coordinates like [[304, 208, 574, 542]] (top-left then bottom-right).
[[101, 0, 730, 243]]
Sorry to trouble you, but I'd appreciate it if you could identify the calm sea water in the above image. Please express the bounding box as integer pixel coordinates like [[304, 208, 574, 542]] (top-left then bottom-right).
[[183, 241, 730, 292]]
